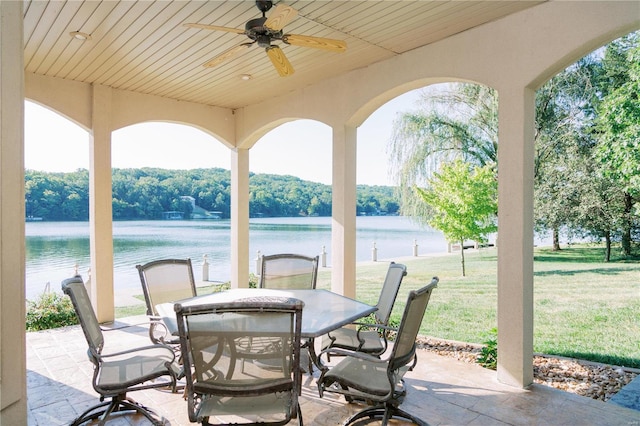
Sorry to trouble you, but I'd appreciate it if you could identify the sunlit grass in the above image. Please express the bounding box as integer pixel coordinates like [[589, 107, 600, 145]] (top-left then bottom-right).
[[348, 245, 639, 368], [117, 244, 640, 368]]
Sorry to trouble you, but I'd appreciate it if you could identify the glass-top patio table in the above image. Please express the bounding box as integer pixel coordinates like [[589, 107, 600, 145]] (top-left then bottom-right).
[[156, 288, 377, 339], [156, 288, 377, 372]]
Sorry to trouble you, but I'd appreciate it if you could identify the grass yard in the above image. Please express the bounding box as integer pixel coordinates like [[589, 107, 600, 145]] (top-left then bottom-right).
[[116, 244, 639, 369], [532, 247, 639, 367], [320, 245, 639, 369]]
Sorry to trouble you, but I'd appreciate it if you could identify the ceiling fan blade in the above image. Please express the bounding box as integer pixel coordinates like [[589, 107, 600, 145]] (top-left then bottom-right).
[[264, 3, 298, 31], [183, 23, 245, 35], [265, 46, 294, 77], [203, 43, 252, 68], [282, 34, 347, 52]]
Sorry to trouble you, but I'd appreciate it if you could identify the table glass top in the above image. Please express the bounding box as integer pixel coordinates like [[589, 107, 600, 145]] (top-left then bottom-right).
[[160, 288, 376, 338]]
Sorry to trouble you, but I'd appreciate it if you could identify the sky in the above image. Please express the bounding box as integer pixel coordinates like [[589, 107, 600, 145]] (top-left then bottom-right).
[[24, 89, 425, 186]]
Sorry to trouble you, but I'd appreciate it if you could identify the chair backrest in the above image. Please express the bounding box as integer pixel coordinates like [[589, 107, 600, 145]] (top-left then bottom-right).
[[259, 253, 319, 289], [61, 275, 104, 356], [389, 277, 438, 371], [175, 296, 304, 424], [136, 258, 196, 316], [374, 262, 407, 325]]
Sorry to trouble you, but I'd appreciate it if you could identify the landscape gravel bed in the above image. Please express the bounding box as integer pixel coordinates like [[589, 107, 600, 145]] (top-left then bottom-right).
[[416, 336, 638, 402]]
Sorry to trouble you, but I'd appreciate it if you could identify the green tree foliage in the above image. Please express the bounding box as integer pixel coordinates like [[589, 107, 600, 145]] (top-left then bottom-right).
[[357, 185, 397, 216], [26, 170, 89, 220], [25, 168, 399, 221], [534, 33, 639, 258], [416, 160, 497, 276], [533, 56, 603, 251], [595, 40, 640, 255]]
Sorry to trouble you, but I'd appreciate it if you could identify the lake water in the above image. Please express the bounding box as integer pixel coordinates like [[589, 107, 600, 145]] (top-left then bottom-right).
[[26, 216, 448, 300]]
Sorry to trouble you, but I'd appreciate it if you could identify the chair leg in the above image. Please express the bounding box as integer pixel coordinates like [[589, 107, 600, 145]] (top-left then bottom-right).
[[342, 403, 428, 426], [70, 400, 111, 426], [304, 338, 314, 374], [69, 394, 165, 426], [118, 396, 165, 425]]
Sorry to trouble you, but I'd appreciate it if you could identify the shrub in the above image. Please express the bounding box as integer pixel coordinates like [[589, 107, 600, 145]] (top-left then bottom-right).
[[26, 292, 78, 331], [476, 328, 498, 370], [248, 273, 259, 289]]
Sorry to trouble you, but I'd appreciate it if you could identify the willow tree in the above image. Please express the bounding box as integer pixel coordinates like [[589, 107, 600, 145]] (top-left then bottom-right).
[[388, 83, 498, 226]]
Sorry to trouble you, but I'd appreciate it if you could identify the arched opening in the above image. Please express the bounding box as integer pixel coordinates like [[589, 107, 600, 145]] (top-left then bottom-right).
[[247, 120, 332, 277], [24, 111, 235, 302], [25, 101, 90, 301]]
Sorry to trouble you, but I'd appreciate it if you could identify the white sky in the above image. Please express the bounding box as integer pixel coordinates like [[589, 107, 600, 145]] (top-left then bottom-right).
[[24, 90, 423, 186]]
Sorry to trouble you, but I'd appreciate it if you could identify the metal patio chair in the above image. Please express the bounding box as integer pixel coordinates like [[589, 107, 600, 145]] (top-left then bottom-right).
[[175, 296, 304, 425], [317, 277, 438, 426], [322, 262, 407, 357], [259, 253, 319, 373], [259, 253, 319, 289], [136, 258, 197, 345], [61, 275, 180, 426]]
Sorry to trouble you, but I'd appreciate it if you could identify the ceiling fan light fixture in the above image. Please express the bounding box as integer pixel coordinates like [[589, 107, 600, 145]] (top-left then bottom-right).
[[256, 34, 271, 48], [69, 31, 92, 41]]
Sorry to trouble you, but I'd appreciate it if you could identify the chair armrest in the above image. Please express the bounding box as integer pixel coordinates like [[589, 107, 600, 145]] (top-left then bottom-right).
[[318, 346, 388, 365], [350, 322, 397, 334], [99, 318, 160, 332], [100, 343, 176, 361], [353, 323, 397, 352]]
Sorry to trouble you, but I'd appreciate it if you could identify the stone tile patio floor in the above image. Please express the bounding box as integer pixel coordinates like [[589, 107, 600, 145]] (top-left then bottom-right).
[[27, 316, 640, 426]]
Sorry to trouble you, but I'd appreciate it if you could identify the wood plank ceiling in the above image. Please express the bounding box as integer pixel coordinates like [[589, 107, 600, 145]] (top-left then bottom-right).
[[24, 1, 543, 110]]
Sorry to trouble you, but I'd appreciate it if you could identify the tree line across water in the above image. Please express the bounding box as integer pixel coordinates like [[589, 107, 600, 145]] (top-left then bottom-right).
[[25, 168, 400, 221]]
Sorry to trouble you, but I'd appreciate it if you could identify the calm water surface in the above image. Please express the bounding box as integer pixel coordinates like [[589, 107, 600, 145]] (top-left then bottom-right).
[[25, 216, 447, 300]]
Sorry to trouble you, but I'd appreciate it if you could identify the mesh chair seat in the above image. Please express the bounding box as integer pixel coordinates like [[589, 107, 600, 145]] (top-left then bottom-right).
[[96, 346, 178, 391], [321, 354, 413, 397]]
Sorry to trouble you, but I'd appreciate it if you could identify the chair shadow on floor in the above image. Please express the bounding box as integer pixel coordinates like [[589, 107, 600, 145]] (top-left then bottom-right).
[[310, 373, 519, 426], [27, 369, 176, 425]]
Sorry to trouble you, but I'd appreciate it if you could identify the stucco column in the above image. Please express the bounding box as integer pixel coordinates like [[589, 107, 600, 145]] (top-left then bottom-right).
[[231, 147, 250, 288], [331, 124, 357, 298], [0, 1, 26, 423], [496, 86, 535, 387], [89, 84, 114, 322]]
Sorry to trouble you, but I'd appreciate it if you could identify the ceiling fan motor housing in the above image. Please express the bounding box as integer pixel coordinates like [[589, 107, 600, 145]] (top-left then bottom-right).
[[246, 17, 268, 33], [246, 16, 283, 47]]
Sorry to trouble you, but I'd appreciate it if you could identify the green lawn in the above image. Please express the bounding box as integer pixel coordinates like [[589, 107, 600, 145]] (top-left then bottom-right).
[[319, 245, 639, 368], [117, 245, 640, 368]]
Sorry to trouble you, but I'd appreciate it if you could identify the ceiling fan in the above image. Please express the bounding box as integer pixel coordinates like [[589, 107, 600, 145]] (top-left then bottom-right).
[[184, 0, 347, 77]]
